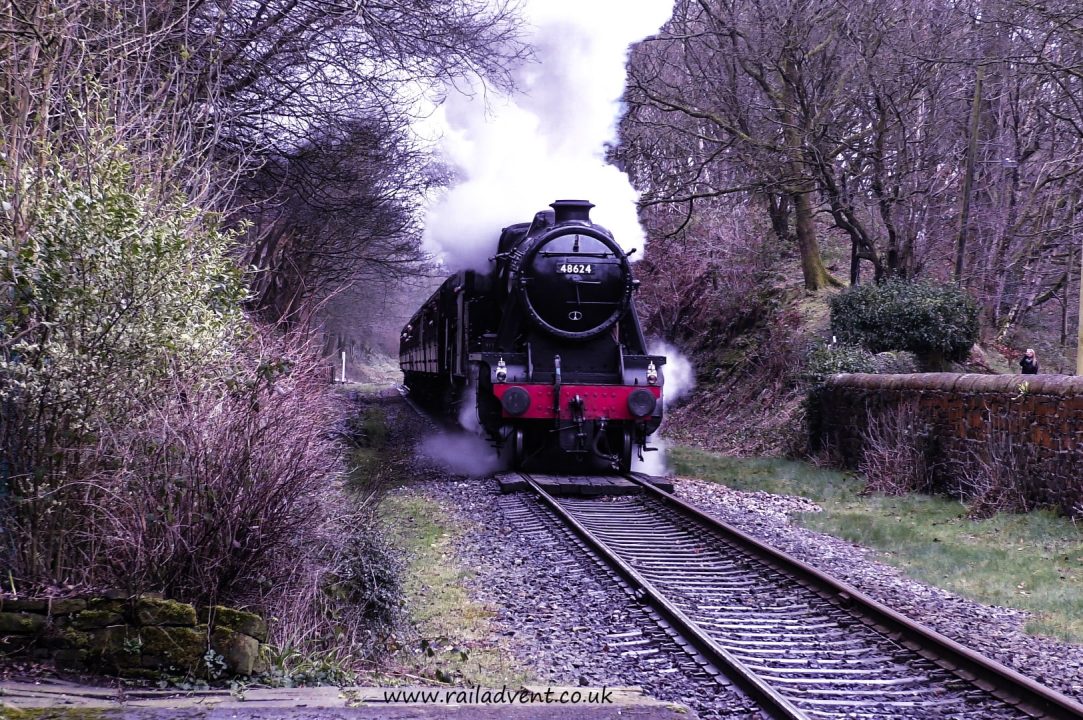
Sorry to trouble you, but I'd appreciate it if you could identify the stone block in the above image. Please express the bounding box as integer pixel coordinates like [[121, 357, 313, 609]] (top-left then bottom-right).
[[137, 626, 206, 673], [209, 627, 259, 676], [73, 608, 124, 629], [135, 597, 197, 627], [200, 605, 267, 642], [0, 611, 46, 634], [87, 598, 127, 614], [86, 626, 138, 669], [1033, 401, 1057, 417], [0, 634, 34, 653], [48, 598, 88, 615], [53, 648, 88, 670], [89, 624, 206, 675], [1, 598, 47, 612]]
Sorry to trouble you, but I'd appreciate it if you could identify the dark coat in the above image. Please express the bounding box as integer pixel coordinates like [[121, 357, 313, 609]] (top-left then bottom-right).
[[1020, 356, 1039, 374]]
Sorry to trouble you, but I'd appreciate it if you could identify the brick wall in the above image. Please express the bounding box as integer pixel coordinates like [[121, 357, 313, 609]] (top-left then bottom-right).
[[809, 373, 1083, 515]]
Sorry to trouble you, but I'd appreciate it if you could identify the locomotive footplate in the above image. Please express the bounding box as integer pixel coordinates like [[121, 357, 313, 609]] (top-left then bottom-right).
[[496, 472, 675, 496]]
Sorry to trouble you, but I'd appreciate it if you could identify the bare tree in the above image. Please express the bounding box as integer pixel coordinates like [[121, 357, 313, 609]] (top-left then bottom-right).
[[624, 0, 848, 290], [622, 0, 1083, 356], [3, 0, 529, 323], [239, 118, 437, 322]]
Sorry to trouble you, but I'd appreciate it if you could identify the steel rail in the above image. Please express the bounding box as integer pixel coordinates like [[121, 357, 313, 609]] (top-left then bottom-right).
[[523, 474, 812, 720], [626, 475, 1083, 720]]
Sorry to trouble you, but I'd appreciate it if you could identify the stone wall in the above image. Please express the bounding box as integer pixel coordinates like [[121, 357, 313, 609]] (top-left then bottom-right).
[[809, 373, 1083, 515], [0, 594, 267, 678]]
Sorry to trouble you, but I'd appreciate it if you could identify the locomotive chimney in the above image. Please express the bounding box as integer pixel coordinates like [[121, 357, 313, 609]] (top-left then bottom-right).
[[551, 200, 594, 224]]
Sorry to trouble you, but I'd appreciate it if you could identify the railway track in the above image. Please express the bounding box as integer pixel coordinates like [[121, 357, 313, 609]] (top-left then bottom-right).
[[518, 472, 1083, 720]]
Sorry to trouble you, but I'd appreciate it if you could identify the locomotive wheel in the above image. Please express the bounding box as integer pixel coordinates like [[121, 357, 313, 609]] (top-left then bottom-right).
[[617, 426, 633, 473], [512, 428, 525, 469]]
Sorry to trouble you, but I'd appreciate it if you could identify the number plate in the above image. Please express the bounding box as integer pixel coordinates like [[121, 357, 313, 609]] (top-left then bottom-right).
[[558, 263, 593, 274]]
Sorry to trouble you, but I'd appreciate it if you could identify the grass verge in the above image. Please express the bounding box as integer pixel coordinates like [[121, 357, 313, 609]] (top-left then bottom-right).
[[670, 446, 1083, 643], [377, 492, 533, 687]]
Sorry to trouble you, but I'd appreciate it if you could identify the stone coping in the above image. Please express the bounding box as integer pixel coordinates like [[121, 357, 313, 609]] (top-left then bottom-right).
[[825, 372, 1083, 394], [0, 680, 690, 719]]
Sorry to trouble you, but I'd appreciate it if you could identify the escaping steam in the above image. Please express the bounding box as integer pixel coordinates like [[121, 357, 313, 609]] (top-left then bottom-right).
[[423, 0, 672, 270], [419, 432, 503, 477], [633, 341, 696, 477], [651, 341, 695, 408], [417, 383, 505, 476]]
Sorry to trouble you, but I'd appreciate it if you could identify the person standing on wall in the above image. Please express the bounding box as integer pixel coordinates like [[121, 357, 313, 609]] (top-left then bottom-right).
[[1020, 348, 1039, 374]]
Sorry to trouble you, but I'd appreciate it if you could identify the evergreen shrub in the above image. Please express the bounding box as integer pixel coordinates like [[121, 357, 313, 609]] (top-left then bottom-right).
[[804, 342, 876, 383], [829, 279, 979, 365]]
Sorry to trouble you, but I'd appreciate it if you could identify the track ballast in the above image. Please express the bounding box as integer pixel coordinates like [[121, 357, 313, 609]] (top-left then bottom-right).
[[516, 473, 1083, 720]]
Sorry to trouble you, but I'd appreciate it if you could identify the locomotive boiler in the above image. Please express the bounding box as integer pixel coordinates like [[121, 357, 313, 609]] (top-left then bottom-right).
[[399, 200, 665, 472]]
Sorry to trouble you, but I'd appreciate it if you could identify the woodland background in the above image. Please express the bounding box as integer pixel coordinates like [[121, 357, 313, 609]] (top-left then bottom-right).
[[3, 0, 1083, 659]]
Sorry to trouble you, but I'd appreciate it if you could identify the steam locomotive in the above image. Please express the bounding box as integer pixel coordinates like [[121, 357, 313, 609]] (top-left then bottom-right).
[[399, 200, 665, 472]]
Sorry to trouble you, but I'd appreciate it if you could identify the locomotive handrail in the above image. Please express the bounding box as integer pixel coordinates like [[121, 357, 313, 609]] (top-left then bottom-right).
[[538, 251, 614, 258]]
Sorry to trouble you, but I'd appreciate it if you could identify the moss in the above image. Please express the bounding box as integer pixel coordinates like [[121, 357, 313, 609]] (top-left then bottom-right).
[[72, 609, 124, 630], [0, 611, 46, 634], [0, 709, 113, 720], [134, 597, 196, 627], [86, 627, 138, 667], [61, 627, 93, 649], [136, 626, 206, 672], [48, 599, 88, 615], [199, 605, 266, 641], [86, 599, 126, 614]]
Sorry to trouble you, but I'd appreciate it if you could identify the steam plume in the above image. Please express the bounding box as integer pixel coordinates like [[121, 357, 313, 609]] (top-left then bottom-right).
[[423, 0, 672, 270]]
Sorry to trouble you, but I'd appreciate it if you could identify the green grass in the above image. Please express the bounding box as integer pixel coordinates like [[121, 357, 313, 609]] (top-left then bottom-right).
[[378, 493, 533, 687], [344, 406, 390, 495], [0, 711, 112, 720], [670, 446, 1083, 643]]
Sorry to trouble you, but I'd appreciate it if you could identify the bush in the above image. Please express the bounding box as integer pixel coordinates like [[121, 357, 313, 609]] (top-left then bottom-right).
[[1, 140, 246, 586], [0, 331, 339, 604], [803, 342, 876, 383], [952, 430, 1036, 519], [858, 400, 934, 495], [265, 496, 404, 664], [830, 279, 979, 366], [870, 351, 920, 374]]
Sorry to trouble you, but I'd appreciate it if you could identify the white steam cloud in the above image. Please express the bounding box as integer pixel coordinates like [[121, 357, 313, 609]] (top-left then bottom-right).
[[633, 341, 696, 477], [423, 0, 672, 271], [415, 384, 507, 477], [652, 341, 695, 408], [419, 432, 504, 477]]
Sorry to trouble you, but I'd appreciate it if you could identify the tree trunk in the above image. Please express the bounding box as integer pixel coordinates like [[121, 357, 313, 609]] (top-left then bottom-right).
[[955, 64, 984, 281], [1078, 236, 1083, 375], [792, 186, 838, 291], [779, 57, 839, 292]]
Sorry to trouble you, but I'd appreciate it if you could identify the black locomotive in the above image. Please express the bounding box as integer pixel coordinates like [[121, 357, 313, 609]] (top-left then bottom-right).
[[400, 200, 665, 471]]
